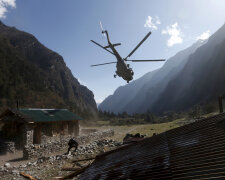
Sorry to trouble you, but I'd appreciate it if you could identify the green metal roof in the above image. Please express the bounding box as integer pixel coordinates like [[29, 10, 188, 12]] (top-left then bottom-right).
[[18, 109, 82, 123]]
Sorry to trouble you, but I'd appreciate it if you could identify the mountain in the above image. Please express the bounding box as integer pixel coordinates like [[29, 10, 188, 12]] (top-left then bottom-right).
[[0, 21, 97, 117], [127, 39, 206, 114], [152, 23, 225, 114], [99, 69, 158, 113], [99, 23, 225, 114]]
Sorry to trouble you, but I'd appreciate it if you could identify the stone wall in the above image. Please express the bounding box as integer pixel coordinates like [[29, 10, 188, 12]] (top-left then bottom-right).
[[0, 141, 15, 155], [0, 122, 33, 151], [5, 142, 15, 153], [23, 129, 114, 159], [22, 124, 33, 147], [80, 128, 98, 135], [76, 129, 114, 144]]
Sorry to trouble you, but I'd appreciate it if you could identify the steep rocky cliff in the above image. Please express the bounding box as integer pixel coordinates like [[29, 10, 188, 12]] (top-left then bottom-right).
[[152, 23, 225, 114], [0, 21, 97, 117]]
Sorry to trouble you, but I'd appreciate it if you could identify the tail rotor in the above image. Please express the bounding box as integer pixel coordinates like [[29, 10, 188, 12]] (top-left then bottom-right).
[[100, 21, 106, 39], [100, 21, 104, 33]]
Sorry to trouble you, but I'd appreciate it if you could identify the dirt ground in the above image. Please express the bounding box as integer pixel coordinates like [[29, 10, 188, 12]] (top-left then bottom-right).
[[0, 148, 68, 167], [0, 151, 27, 166]]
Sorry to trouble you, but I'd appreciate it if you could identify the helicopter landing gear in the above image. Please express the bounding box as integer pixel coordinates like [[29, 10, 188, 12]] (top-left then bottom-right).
[[114, 74, 117, 78]]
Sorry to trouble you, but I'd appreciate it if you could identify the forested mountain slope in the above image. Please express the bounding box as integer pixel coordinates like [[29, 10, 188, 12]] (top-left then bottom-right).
[[0, 21, 97, 117]]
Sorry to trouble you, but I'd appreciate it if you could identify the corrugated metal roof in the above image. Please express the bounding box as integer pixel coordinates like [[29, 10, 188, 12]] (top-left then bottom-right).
[[79, 113, 225, 180], [0, 109, 82, 123], [19, 109, 82, 122]]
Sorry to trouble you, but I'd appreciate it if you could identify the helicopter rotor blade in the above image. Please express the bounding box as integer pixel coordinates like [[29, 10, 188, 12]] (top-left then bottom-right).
[[125, 59, 165, 62], [125, 31, 152, 60], [90, 40, 115, 55], [91, 62, 117, 67], [100, 21, 104, 32]]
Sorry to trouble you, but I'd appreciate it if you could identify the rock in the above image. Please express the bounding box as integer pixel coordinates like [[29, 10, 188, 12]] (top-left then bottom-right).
[[62, 155, 68, 159], [56, 156, 61, 160], [0, 167, 4, 172], [4, 163, 10, 168], [21, 164, 27, 168], [12, 170, 19, 175], [34, 176, 40, 180], [38, 159, 43, 163], [67, 156, 73, 160]]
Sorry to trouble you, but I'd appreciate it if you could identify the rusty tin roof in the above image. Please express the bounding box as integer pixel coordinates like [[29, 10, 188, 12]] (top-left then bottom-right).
[[80, 113, 225, 180]]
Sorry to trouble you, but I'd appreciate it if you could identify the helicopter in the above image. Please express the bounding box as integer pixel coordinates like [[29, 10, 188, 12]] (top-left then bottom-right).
[[91, 22, 165, 83]]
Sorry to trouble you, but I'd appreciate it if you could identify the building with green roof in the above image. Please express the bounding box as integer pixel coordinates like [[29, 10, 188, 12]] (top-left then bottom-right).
[[0, 108, 82, 151]]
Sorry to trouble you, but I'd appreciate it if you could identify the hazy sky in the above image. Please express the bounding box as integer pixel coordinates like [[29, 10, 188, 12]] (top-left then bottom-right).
[[1, 0, 225, 103]]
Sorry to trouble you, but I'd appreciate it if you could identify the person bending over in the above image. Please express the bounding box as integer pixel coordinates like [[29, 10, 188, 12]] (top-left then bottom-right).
[[67, 138, 78, 154]]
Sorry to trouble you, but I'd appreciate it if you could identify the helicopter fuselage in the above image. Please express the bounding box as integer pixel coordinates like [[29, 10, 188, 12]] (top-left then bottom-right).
[[91, 28, 165, 83], [104, 31, 133, 82]]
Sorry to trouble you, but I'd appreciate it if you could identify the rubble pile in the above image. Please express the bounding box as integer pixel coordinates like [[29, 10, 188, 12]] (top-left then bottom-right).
[[76, 129, 114, 144], [123, 133, 146, 144], [23, 139, 69, 159], [0, 138, 123, 180], [23, 129, 114, 159], [5, 142, 16, 153], [74, 139, 122, 157]]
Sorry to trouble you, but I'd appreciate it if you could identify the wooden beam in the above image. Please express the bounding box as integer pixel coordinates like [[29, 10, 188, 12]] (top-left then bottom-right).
[[20, 172, 37, 180]]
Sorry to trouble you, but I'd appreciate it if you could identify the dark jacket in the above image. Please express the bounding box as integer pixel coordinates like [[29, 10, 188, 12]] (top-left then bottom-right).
[[68, 138, 78, 147]]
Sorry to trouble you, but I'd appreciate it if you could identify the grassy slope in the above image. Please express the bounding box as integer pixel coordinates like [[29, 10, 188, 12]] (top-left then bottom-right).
[[82, 119, 181, 141], [83, 112, 219, 141]]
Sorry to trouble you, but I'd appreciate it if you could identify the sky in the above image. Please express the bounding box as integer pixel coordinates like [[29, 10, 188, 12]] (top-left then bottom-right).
[[1, 0, 225, 104]]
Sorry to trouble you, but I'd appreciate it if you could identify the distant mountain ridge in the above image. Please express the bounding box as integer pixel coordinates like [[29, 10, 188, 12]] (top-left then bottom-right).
[[99, 23, 225, 114], [0, 21, 97, 116], [152, 23, 225, 113]]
